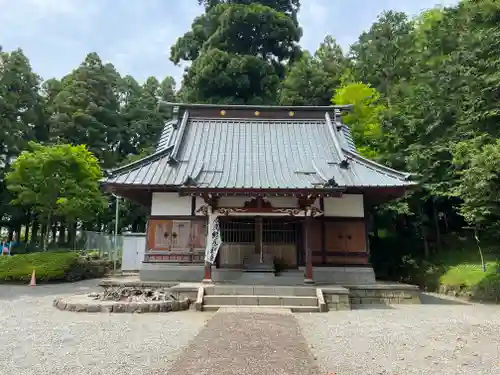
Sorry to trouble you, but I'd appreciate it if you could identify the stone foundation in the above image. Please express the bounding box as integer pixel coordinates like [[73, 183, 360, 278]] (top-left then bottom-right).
[[53, 295, 191, 313], [346, 284, 421, 306], [313, 267, 376, 284], [140, 263, 377, 285], [321, 287, 351, 310], [140, 263, 205, 282]]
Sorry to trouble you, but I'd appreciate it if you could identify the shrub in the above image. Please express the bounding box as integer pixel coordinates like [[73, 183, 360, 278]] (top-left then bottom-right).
[[0, 251, 111, 283]]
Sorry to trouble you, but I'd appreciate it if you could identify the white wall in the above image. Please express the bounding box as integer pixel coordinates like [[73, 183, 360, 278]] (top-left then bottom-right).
[[218, 196, 247, 207], [267, 196, 297, 208], [151, 192, 192, 216], [121, 234, 146, 271], [324, 194, 364, 217], [151, 192, 362, 217]]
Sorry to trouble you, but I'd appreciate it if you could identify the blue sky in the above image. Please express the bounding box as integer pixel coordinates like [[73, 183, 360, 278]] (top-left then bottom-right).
[[0, 0, 459, 86]]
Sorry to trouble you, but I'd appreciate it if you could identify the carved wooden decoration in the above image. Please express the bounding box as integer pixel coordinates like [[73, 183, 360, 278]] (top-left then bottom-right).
[[196, 204, 209, 216], [201, 193, 219, 208], [297, 194, 318, 209], [243, 197, 273, 209]]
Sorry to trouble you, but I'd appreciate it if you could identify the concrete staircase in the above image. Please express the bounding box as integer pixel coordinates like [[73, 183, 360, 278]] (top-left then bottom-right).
[[199, 285, 324, 313]]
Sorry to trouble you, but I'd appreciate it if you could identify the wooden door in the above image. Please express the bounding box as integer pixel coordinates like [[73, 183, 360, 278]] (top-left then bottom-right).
[[343, 221, 366, 253], [190, 220, 207, 251], [324, 221, 346, 252], [171, 220, 191, 251], [148, 219, 173, 250]]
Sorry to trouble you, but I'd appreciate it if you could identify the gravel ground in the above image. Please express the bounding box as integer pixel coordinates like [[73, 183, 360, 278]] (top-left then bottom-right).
[[162, 309, 319, 375], [296, 295, 500, 375], [0, 281, 213, 375], [3, 283, 500, 375]]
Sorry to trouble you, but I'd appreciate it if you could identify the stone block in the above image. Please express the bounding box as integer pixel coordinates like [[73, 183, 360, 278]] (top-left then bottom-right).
[[180, 299, 190, 310], [349, 297, 361, 305], [237, 296, 258, 305], [326, 294, 340, 303], [86, 304, 100, 313], [337, 302, 350, 310], [75, 304, 87, 312], [292, 287, 316, 297], [253, 286, 276, 295], [327, 302, 338, 311], [212, 286, 234, 295], [350, 289, 364, 297], [171, 301, 180, 311], [204, 295, 236, 305], [126, 303, 139, 313], [316, 289, 327, 313], [339, 295, 349, 304], [258, 296, 281, 306], [100, 304, 113, 313]]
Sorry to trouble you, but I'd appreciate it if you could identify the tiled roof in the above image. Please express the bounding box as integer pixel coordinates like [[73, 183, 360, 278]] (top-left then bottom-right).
[[105, 105, 414, 190]]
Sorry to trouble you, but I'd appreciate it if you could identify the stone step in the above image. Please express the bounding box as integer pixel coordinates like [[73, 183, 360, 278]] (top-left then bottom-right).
[[237, 272, 276, 285], [204, 295, 319, 307], [202, 305, 320, 313], [204, 285, 317, 297]]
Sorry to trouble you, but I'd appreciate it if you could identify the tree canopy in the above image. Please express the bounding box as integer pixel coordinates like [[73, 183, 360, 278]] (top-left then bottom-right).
[[5, 143, 105, 249], [172, 1, 302, 104], [1, 0, 500, 258]]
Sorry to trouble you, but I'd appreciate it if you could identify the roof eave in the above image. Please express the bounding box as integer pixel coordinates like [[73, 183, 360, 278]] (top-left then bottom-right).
[[162, 102, 354, 112]]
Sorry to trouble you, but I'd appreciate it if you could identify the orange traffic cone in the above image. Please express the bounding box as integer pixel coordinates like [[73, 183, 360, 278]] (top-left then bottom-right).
[[29, 269, 36, 286]]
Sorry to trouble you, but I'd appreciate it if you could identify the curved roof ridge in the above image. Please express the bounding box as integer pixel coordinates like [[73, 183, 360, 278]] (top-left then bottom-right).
[[344, 149, 414, 181], [105, 147, 172, 178]]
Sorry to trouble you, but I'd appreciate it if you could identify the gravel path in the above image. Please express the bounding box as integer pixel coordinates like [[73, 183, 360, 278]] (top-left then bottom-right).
[[3, 282, 500, 375], [0, 281, 213, 375], [162, 308, 319, 375], [297, 299, 500, 375]]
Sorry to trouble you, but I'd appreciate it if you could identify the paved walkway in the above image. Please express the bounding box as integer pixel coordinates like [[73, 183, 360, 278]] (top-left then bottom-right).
[[161, 309, 320, 375]]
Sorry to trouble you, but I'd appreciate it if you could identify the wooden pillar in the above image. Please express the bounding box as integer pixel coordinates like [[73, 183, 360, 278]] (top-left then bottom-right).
[[320, 198, 326, 265], [203, 261, 212, 282], [255, 216, 263, 262], [304, 212, 314, 284]]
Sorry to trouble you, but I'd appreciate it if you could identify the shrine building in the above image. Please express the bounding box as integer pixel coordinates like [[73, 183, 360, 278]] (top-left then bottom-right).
[[102, 103, 415, 284]]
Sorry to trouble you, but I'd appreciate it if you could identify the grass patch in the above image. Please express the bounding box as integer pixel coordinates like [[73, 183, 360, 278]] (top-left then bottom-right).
[[0, 251, 112, 283], [440, 262, 498, 288], [419, 238, 500, 301]]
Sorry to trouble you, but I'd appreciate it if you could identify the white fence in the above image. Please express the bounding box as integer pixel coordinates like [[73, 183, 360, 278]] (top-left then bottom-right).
[[80, 231, 123, 263]]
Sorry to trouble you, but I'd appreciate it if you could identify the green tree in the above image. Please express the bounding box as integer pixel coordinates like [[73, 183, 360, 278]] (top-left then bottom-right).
[[172, 1, 302, 104], [280, 36, 348, 106], [332, 82, 384, 158], [452, 138, 500, 232], [349, 11, 414, 97], [49, 53, 123, 168], [0, 48, 43, 240], [5, 143, 105, 250]]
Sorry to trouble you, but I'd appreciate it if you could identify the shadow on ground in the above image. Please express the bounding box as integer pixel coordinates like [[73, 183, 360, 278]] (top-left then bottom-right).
[[0, 279, 101, 301], [352, 304, 395, 310], [419, 293, 470, 305]]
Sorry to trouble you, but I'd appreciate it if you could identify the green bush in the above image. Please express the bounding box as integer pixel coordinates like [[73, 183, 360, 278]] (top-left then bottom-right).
[[0, 251, 111, 283], [471, 271, 500, 302]]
